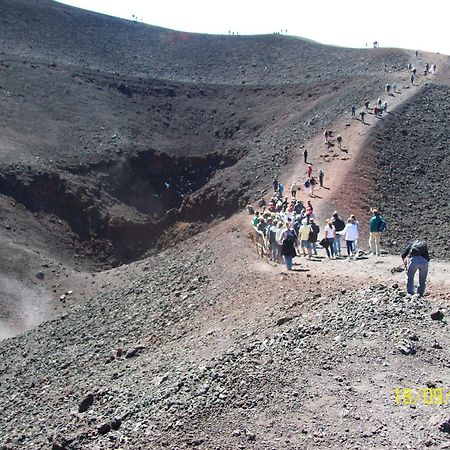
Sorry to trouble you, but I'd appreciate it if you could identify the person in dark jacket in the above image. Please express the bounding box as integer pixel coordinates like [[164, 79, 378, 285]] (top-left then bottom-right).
[[368, 208, 385, 256], [308, 218, 320, 256], [401, 240, 430, 296], [331, 211, 345, 256], [281, 223, 298, 271]]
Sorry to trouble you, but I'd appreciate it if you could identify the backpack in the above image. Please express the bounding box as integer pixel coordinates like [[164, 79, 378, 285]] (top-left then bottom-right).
[[409, 240, 427, 257], [333, 217, 345, 232], [304, 180, 310, 188], [378, 218, 387, 232], [268, 227, 277, 244]]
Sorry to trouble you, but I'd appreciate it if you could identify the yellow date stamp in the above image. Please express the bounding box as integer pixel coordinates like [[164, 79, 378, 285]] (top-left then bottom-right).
[[394, 387, 450, 406]]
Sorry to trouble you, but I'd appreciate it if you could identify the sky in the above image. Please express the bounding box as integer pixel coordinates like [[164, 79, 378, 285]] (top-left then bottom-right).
[[57, 0, 450, 55]]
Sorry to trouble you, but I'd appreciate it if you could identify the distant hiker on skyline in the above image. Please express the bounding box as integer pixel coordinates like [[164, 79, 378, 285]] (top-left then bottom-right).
[[303, 148, 308, 164]]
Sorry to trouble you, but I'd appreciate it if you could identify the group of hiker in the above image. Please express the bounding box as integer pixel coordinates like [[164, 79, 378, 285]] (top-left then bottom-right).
[[251, 191, 429, 296], [249, 82, 431, 296], [252, 186, 387, 266]]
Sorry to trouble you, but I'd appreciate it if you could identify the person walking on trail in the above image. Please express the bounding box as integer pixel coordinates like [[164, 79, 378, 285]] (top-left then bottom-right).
[[401, 240, 430, 296], [368, 208, 386, 256], [308, 218, 320, 256], [303, 148, 308, 164], [290, 180, 298, 198], [267, 219, 279, 262], [273, 177, 279, 192], [383, 101, 388, 112], [280, 223, 297, 270], [278, 182, 284, 196], [350, 214, 360, 252], [299, 218, 312, 258], [374, 104, 379, 116], [304, 178, 310, 195], [365, 100, 370, 110], [276, 221, 286, 262], [360, 110, 366, 123], [323, 219, 336, 258], [306, 200, 314, 218], [337, 217, 359, 259], [307, 164, 313, 178], [336, 135, 343, 149], [331, 211, 345, 257], [319, 169, 325, 187], [351, 106, 356, 118], [324, 130, 329, 142], [410, 74, 415, 85], [309, 176, 317, 197]]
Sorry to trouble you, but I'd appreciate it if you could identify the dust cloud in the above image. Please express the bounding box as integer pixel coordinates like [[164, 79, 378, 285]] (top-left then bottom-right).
[[0, 275, 52, 340]]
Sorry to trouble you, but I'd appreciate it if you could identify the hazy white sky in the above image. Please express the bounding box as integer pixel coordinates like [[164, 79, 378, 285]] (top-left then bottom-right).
[[57, 0, 450, 55]]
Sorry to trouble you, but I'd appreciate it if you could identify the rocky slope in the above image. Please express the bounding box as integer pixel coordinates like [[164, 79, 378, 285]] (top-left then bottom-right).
[[358, 82, 450, 260]]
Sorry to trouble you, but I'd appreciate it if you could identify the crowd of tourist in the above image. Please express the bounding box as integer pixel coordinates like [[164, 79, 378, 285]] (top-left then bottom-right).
[[250, 176, 387, 271]]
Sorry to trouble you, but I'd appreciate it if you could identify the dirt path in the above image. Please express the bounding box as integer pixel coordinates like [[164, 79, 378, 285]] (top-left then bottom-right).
[[245, 63, 450, 296]]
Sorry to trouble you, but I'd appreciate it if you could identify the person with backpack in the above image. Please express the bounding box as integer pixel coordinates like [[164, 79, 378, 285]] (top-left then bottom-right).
[[308, 218, 320, 256], [331, 211, 345, 257], [368, 208, 386, 256], [401, 240, 430, 296], [294, 200, 304, 215], [267, 219, 279, 262], [280, 223, 298, 270], [304, 178, 310, 195]]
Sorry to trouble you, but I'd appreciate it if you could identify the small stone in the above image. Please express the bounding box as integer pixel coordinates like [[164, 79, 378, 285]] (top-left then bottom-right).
[[431, 310, 444, 321], [98, 423, 111, 435], [277, 317, 293, 326], [78, 393, 94, 413]]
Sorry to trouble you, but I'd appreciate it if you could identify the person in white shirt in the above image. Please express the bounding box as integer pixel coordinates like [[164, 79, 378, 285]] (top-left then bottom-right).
[[323, 219, 336, 258], [338, 218, 359, 259], [276, 221, 287, 262], [290, 180, 299, 198]]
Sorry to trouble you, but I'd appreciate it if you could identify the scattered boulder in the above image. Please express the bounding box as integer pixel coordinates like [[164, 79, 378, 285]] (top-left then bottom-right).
[[78, 393, 94, 413], [431, 310, 444, 321]]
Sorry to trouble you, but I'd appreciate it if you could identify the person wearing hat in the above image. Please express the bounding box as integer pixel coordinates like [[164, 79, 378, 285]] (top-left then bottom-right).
[[308, 218, 320, 256]]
